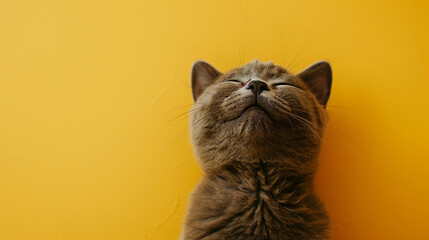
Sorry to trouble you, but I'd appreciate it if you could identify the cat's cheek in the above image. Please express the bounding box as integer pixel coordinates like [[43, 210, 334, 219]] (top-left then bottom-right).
[[196, 85, 217, 105], [257, 92, 283, 121], [220, 89, 254, 121]]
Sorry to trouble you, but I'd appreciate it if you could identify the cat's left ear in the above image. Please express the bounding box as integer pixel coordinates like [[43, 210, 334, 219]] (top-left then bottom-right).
[[297, 61, 332, 107], [191, 60, 222, 102]]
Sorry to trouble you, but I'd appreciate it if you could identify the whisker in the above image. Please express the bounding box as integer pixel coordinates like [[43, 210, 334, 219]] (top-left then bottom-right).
[[306, 104, 361, 110], [288, 106, 325, 123], [286, 112, 323, 140], [161, 110, 224, 152], [159, 103, 195, 116], [288, 111, 322, 131]]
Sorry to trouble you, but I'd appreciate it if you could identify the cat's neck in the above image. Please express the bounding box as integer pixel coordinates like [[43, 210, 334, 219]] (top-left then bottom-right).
[[205, 158, 315, 196], [202, 153, 317, 177], [196, 140, 320, 175]]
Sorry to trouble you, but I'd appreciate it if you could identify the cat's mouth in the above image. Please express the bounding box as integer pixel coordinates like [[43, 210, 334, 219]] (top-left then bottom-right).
[[238, 104, 272, 120]]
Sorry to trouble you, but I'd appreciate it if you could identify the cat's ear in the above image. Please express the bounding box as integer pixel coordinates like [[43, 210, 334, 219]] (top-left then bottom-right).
[[297, 61, 332, 107], [191, 60, 222, 101]]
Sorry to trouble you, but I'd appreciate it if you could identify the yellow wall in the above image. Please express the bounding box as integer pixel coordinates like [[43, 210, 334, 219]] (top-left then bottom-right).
[[1, 0, 428, 239]]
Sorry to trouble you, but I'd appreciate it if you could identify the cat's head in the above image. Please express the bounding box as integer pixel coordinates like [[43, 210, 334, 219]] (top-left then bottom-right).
[[190, 60, 332, 171]]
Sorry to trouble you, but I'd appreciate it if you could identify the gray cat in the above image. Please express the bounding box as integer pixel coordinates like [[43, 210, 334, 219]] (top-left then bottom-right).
[[181, 59, 332, 240]]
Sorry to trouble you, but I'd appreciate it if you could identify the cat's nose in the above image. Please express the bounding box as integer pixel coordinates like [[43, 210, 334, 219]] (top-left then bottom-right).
[[246, 80, 268, 96]]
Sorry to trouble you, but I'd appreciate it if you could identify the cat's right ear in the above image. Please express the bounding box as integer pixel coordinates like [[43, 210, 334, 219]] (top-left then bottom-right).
[[191, 60, 222, 102], [297, 61, 332, 107]]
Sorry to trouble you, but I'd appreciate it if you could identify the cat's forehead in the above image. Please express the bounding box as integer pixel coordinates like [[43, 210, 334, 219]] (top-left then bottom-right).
[[223, 60, 291, 81]]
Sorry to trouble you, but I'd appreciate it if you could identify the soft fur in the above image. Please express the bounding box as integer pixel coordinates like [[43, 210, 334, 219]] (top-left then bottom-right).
[[182, 59, 332, 240]]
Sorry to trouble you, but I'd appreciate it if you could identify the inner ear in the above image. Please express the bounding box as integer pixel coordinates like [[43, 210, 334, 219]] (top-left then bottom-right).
[[297, 61, 332, 107], [191, 61, 222, 102]]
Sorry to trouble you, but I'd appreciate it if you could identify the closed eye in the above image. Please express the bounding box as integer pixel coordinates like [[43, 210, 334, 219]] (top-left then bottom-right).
[[273, 82, 300, 89], [227, 79, 241, 83], [226, 79, 244, 86]]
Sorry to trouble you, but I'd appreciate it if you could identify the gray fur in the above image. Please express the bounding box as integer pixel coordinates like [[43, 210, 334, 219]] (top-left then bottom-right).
[[182, 60, 332, 240]]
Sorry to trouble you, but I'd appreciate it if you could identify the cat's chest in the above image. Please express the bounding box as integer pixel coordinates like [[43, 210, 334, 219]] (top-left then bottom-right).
[[189, 167, 304, 239], [184, 162, 329, 240]]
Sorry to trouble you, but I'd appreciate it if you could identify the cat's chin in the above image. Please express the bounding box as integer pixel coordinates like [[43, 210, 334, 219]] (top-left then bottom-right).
[[241, 106, 269, 119], [238, 105, 272, 120], [237, 107, 274, 136]]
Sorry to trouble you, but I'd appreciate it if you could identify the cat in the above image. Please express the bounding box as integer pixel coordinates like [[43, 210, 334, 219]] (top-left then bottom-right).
[[181, 59, 332, 240]]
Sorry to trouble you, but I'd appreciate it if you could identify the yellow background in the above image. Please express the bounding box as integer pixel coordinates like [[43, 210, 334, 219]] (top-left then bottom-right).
[[1, 0, 428, 239]]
